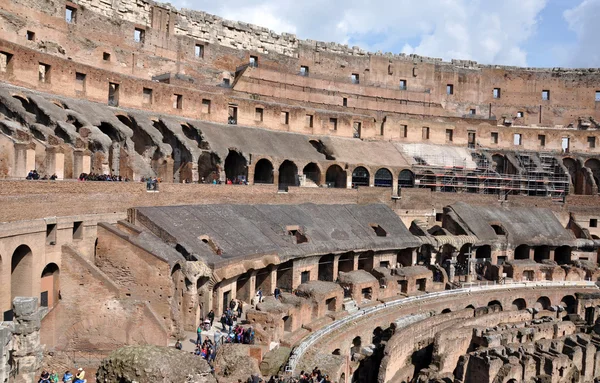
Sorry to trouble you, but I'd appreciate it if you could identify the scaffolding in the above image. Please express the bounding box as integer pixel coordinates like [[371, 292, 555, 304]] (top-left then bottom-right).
[[409, 150, 569, 201]]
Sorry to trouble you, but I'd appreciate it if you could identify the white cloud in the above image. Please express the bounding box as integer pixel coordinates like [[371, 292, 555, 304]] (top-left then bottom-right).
[[170, 0, 548, 66], [563, 0, 600, 67]]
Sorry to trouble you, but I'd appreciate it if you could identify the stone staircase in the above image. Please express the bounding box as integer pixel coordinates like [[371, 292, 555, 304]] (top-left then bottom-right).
[[343, 297, 358, 314]]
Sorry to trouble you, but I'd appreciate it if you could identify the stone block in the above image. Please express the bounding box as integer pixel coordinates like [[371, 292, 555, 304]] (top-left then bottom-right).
[[12, 297, 38, 317]]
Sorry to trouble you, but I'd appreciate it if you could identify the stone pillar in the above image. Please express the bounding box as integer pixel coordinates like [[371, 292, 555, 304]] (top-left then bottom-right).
[[73, 150, 91, 178], [248, 270, 257, 303], [14, 142, 36, 178], [411, 249, 417, 266], [11, 297, 43, 383], [158, 157, 174, 183], [333, 255, 341, 280], [45, 146, 65, 179], [448, 252, 458, 282], [109, 142, 120, 176], [392, 175, 398, 196], [346, 171, 353, 189], [549, 248, 556, 262], [353, 253, 360, 270], [369, 172, 375, 187], [268, 266, 277, 293], [528, 247, 535, 260]]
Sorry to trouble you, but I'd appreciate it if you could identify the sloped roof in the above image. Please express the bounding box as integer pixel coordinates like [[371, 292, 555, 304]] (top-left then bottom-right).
[[446, 202, 576, 246], [133, 203, 421, 267]]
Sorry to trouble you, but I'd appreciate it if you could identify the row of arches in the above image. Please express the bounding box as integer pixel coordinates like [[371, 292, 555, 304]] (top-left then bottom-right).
[[439, 295, 577, 315], [563, 157, 600, 194], [2, 245, 60, 320]]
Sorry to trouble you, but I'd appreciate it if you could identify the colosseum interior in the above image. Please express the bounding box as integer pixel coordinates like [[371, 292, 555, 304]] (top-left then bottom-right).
[[1, 0, 600, 382]]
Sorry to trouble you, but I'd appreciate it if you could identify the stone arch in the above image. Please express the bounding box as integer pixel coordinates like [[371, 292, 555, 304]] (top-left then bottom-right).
[[441, 308, 451, 314], [303, 162, 322, 186], [398, 169, 415, 188], [555, 246, 572, 265], [318, 254, 335, 282], [325, 164, 347, 188], [563, 157, 578, 187], [116, 114, 155, 156], [512, 298, 526, 311], [351, 166, 370, 187], [253, 158, 274, 184], [11, 245, 33, 301], [476, 245, 491, 259], [534, 245, 550, 263], [198, 152, 220, 183], [465, 305, 475, 310], [487, 300, 503, 311], [585, 158, 600, 191], [358, 252, 374, 271], [374, 168, 393, 187], [560, 295, 577, 314], [535, 296, 551, 310], [514, 244, 530, 260], [40, 263, 60, 309], [224, 149, 248, 183], [171, 264, 185, 317], [278, 160, 298, 190], [152, 119, 193, 182]]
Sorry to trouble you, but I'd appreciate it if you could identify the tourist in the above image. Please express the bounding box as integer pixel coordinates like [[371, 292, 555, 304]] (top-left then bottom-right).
[[196, 323, 203, 345], [50, 174, 57, 181], [207, 309, 215, 327], [75, 368, 85, 382], [274, 287, 281, 300], [237, 299, 243, 318], [49, 371, 59, 383], [39, 371, 50, 383], [257, 287, 263, 303], [220, 313, 227, 331], [175, 340, 182, 350], [62, 371, 73, 383]]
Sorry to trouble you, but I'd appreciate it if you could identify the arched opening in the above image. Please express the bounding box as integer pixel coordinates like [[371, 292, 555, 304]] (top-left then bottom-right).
[[196, 276, 210, 322], [397, 248, 413, 267], [372, 326, 384, 344], [278, 160, 298, 191], [197, 153, 220, 183], [318, 254, 335, 282], [116, 114, 155, 156], [224, 150, 248, 184], [351, 336, 362, 354], [338, 373, 345, 383], [325, 165, 347, 188], [512, 298, 526, 311], [491, 224, 506, 235], [487, 300, 503, 311], [338, 253, 354, 275], [555, 246, 572, 265], [514, 245, 530, 260], [302, 163, 321, 186], [171, 264, 185, 313], [534, 246, 550, 263], [276, 260, 294, 291], [374, 168, 392, 187], [236, 270, 253, 304], [11, 245, 33, 302], [40, 263, 60, 309], [332, 349, 341, 355], [492, 154, 506, 174], [560, 295, 577, 314], [535, 296, 551, 311], [398, 169, 415, 189], [253, 159, 274, 184], [563, 158, 578, 187], [282, 315, 292, 333], [358, 252, 374, 271], [153, 119, 193, 182], [465, 305, 475, 310], [441, 308, 451, 314], [351, 166, 369, 187]]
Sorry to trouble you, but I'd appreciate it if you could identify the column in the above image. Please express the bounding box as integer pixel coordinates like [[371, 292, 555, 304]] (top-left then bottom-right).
[[346, 171, 353, 189], [392, 174, 399, 196], [45, 146, 65, 179], [268, 266, 277, 292], [369, 172, 375, 187], [411, 249, 417, 266], [73, 150, 91, 178], [353, 253, 360, 270], [333, 255, 341, 280], [248, 270, 257, 302], [158, 157, 174, 183], [14, 142, 36, 178]]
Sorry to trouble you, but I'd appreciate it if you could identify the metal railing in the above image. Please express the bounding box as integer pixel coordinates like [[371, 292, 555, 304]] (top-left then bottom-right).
[[285, 280, 597, 374]]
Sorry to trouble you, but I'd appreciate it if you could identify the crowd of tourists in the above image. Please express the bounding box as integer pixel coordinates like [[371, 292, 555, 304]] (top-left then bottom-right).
[[78, 173, 130, 182], [26, 170, 58, 180], [245, 367, 332, 383], [38, 368, 86, 383]]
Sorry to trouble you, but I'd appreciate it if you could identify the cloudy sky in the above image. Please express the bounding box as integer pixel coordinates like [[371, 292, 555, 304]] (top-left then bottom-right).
[[170, 0, 600, 68]]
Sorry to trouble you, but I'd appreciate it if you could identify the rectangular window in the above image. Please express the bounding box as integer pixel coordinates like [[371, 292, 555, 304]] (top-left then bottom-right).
[[422, 127, 430, 140], [538, 134, 546, 147], [65, 6, 76, 23], [351, 73, 359, 84], [542, 90, 550, 101], [281, 111, 289, 125], [493, 88, 501, 99], [446, 84, 454, 95], [103, 52, 111, 61], [329, 117, 338, 131], [228, 105, 238, 125], [134, 28, 145, 43], [142, 87, 152, 105], [172, 94, 182, 109], [300, 65, 309, 76], [445, 129, 453, 142], [402, 125, 408, 138], [306, 114, 314, 128], [596, 91, 600, 102], [513, 133, 522, 146], [353, 121, 361, 138], [588, 136, 596, 149], [343, 97, 348, 107], [517, 111, 523, 118], [202, 99, 211, 114], [249, 55, 258, 67], [491, 132, 498, 144], [0, 51, 13, 73], [400, 79, 407, 90], [75, 72, 86, 92], [195, 44, 204, 58], [26, 30, 35, 41], [590, 219, 598, 228], [38, 63, 51, 83], [46, 223, 57, 245], [301, 271, 310, 284], [72, 221, 83, 240], [470, 108, 476, 115], [108, 82, 119, 106], [255, 107, 263, 122], [562, 137, 570, 153], [222, 78, 230, 87]]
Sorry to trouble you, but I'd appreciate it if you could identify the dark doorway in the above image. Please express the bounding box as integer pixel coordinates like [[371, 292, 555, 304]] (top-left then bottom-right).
[[278, 160, 298, 191], [254, 159, 274, 184], [224, 150, 248, 183], [326, 165, 347, 188], [352, 167, 369, 187]]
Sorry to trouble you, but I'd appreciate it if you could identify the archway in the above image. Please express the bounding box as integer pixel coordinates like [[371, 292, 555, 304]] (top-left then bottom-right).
[[198, 152, 220, 183], [11, 245, 33, 302], [352, 166, 369, 187], [338, 253, 354, 275], [398, 169, 415, 188], [555, 246, 572, 265], [487, 300, 503, 311], [441, 308, 452, 314], [171, 264, 185, 313], [534, 246, 550, 263], [254, 159, 274, 184], [475, 245, 491, 259], [40, 263, 59, 309], [535, 296, 551, 311], [236, 270, 253, 304], [358, 252, 374, 271], [303, 163, 321, 186], [224, 150, 248, 183], [563, 158, 578, 187], [325, 165, 347, 188], [512, 298, 526, 311], [560, 295, 577, 314], [514, 245, 530, 260], [374, 168, 392, 187], [318, 254, 335, 282], [278, 160, 298, 190]]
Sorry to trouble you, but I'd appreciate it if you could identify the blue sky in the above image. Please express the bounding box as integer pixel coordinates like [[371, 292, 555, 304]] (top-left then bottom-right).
[[172, 0, 600, 68]]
